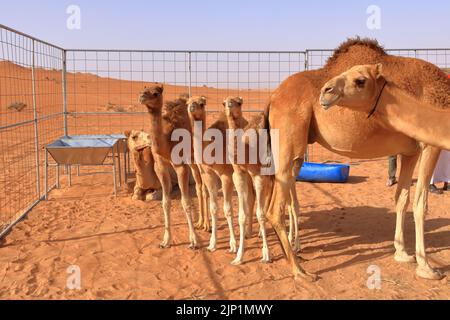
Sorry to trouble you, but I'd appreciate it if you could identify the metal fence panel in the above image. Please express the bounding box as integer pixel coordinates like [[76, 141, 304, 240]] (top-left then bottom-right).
[[0, 25, 64, 237], [64, 49, 306, 135]]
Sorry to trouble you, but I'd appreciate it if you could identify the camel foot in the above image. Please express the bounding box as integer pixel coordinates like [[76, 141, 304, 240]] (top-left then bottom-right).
[[231, 258, 243, 266], [229, 241, 237, 254], [296, 254, 310, 263], [188, 243, 199, 250], [294, 269, 318, 282], [260, 257, 272, 264], [416, 265, 444, 280], [195, 221, 203, 230], [292, 242, 301, 254], [394, 251, 416, 264], [159, 242, 171, 249], [207, 245, 217, 253]]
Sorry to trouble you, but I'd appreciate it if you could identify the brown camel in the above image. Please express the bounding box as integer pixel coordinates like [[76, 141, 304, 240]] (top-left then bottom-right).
[[223, 97, 276, 264], [264, 38, 450, 281], [186, 96, 250, 253], [125, 130, 178, 201], [139, 86, 205, 249]]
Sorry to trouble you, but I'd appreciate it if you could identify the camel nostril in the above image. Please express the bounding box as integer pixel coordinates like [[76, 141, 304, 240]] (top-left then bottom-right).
[[324, 87, 333, 94]]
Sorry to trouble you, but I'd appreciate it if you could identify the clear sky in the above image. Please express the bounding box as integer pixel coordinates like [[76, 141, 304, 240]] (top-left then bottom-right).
[[1, 0, 449, 50]]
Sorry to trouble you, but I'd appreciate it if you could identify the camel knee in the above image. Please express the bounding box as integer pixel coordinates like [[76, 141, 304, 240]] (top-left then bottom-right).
[[256, 208, 267, 224], [162, 198, 171, 213], [181, 197, 193, 212], [223, 202, 232, 219], [238, 213, 247, 226]]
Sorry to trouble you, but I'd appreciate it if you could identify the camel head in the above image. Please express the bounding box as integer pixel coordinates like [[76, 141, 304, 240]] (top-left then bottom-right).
[[223, 96, 244, 120], [187, 96, 207, 121], [320, 64, 385, 111], [125, 130, 152, 152], [139, 84, 164, 112]]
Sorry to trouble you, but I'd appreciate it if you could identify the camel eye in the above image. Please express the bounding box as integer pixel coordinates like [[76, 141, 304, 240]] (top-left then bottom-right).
[[355, 78, 366, 88]]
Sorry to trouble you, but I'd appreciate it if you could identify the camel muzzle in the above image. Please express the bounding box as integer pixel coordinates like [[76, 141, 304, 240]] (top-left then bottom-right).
[[135, 144, 151, 151]]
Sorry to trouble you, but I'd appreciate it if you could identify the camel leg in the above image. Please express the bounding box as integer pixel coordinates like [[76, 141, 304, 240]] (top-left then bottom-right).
[[289, 184, 301, 253], [202, 182, 211, 232], [267, 166, 317, 281], [289, 158, 303, 253], [252, 174, 272, 263], [154, 158, 172, 248], [175, 165, 199, 250], [203, 172, 219, 252], [221, 173, 237, 253], [288, 205, 294, 245], [393, 153, 419, 263], [231, 169, 249, 265], [246, 176, 256, 239], [190, 165, 206, 231], [413, 146, 443, 279]]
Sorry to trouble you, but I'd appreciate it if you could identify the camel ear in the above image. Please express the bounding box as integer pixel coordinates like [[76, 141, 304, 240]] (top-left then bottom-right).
[[223, 99, 227, 107], [124, 130, 132, 138], [156, 84, 164, 93], [200, 96, 207, 105], [375, 63, 383, 79], [237, 97, 244, 106]]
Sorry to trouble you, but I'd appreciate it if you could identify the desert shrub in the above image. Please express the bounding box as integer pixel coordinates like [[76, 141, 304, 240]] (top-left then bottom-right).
[[8, 102, 27, 112], [106, 102, 125, 112]]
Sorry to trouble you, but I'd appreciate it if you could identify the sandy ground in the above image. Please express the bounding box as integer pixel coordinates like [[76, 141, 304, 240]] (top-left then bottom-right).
[[0, 150, 449, 300]]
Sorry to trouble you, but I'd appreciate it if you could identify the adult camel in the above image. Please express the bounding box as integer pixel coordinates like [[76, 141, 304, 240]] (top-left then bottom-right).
[[264, 38, 450, 281]]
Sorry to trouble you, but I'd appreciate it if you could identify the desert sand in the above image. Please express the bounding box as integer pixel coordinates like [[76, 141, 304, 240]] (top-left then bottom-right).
[[0, 61, 449, 300], [0, 149, 449, 300]]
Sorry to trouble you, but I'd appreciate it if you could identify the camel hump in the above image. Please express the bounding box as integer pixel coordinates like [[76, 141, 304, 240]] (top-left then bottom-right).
[[325, 37, 386, 69]]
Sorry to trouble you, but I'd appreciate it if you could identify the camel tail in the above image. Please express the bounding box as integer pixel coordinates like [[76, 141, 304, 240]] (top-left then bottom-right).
[[263, 103, 272, 158]]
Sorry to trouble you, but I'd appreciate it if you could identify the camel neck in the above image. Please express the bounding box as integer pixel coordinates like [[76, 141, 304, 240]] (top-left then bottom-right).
[[226, 115, 245, 130], [375, 84, 450, 150], [147, 109, 170, 159]]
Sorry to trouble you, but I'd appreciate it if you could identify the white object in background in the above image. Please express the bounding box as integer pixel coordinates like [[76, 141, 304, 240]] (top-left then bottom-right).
[[432, 150, 450, 184]]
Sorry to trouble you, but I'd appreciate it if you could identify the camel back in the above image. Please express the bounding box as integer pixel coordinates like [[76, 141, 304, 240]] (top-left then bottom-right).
[[323, 38, 450, 109]]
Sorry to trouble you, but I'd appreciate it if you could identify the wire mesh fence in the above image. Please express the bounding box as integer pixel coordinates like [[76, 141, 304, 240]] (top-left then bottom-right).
[[0, 25, 64, 237], [64, 50, 306, 135], [1, 22, 450, 238]]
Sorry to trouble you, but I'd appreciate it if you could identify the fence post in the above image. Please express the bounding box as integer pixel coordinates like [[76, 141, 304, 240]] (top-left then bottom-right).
[[31, 40, 41, 198], [62, 50, 68, 136], [188, 51, 192, 97], [304, 50, 309, 71], [304, 50, 310, 162]]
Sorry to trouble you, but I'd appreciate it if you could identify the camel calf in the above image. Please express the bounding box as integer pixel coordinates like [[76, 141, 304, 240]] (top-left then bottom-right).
[[125, 130, 177, 201]]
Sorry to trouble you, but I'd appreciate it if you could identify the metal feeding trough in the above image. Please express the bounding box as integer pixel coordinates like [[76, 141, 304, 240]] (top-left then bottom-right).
[[44, 135, 130, 199]]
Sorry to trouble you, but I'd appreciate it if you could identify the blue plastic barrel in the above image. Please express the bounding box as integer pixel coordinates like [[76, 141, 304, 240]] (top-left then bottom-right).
[[297, 162, 350, 183]]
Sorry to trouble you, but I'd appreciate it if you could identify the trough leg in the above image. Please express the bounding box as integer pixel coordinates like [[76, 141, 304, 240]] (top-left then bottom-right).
[[56, 164, 60, 189], [117, 148, 122, 187], [68, 166, 72, 187], [44, 149, 48, 200]]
